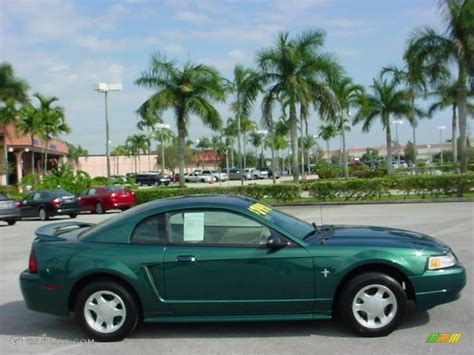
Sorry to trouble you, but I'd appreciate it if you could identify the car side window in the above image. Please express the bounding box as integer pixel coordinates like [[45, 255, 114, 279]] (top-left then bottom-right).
[[131, 214, 167, 244], [88, 188, 98, 196], [168, 210, 271, 246], [32, 192, 42, 201]]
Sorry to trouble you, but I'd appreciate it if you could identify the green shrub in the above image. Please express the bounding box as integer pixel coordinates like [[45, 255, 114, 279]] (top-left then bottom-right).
[[314, 163, 343, 179], [91, 176, 109, 186]]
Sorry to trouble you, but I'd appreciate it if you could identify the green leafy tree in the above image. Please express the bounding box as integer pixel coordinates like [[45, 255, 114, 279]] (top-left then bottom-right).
[[137, 102, 162, 170], [321, 77, 365, 177], [136, 54, 227, 186], [240, 117, 257, 168], [428, 82, 474, 163], [407, 0, 474, 172], [361, 148, 380, 161], [33, 93, 70, 174], [126, 134, 149, 173], [248, 131, 264, 166], [318, 124, 337, 162], [257, 31, 341, 181], [231, 65, 261, 169], [111, 144, 127, 174], [0, 63, 29, 124], [67, 143, 88, 173], [404, 141, 415, 163], [354, 78, 411, 174]]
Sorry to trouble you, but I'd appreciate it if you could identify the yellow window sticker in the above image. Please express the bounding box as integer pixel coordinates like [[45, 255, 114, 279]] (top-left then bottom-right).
[[248, 203, 272, 216]]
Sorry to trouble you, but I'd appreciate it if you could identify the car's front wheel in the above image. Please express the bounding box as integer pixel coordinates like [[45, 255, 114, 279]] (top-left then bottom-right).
[[39, 208, 49, 221], [339, 272, 406, 337], [75, 281, 139, 342], [95, 202, 104, 214]]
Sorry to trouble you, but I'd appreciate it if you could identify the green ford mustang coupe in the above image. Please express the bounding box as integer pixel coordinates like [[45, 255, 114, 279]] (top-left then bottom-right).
[[20, 195, 466, 341]]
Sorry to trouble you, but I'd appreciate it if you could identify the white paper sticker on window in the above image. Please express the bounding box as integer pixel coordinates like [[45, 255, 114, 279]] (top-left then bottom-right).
[[183, 212, 205, 241]]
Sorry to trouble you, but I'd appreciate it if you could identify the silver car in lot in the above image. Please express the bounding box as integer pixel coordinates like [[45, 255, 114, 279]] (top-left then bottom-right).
[[227, 168, 253, 180], [0, 193, 20, 225]]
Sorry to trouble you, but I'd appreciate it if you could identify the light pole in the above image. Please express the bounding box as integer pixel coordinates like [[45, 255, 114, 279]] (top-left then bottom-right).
[[393, 119, 403, 165], [156, 123, 171, 174], [437, 125, 446, 165], [94, 83, 122, 181]]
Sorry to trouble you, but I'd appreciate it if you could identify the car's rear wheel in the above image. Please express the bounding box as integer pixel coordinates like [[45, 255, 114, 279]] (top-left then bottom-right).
[[39, 208, 49, 221], [6, 219, 17, 225], [75, 281, 139, 342], [95, 202, 104, 214], [339, 272, 406, 337], [69, 214, 77, 219]]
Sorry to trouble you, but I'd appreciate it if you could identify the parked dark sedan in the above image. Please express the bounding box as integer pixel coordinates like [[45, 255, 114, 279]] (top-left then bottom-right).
[[0, 193, 21, 225], [20, 189, 81, 221], [135, 173, 171, 186]]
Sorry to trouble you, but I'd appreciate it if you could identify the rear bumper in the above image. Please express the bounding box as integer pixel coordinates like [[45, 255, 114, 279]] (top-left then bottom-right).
[[19, 271, 69, 316], [0, 210, 21, 220], [53, 206, 82, 216], [409, 265, 466, 311]]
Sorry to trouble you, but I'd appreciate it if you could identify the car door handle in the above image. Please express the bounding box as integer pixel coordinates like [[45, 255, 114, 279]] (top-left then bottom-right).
[[176, 255, 196, 263]]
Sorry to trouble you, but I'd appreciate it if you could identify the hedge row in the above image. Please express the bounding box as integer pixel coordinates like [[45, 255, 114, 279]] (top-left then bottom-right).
[[133, 174, 474, 204]]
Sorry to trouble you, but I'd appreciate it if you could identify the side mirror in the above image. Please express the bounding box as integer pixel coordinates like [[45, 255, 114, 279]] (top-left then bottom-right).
[[266, 235, 290, 250]]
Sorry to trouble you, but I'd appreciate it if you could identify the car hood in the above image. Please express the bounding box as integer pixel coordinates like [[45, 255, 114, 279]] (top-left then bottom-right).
[[306, 225, 451, 253]]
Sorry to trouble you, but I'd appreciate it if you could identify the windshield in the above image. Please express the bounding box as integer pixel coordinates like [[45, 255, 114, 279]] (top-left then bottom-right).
[[51, 189, 73, 197], [257, 204, 313, 239], [105, 185, 124, 192]]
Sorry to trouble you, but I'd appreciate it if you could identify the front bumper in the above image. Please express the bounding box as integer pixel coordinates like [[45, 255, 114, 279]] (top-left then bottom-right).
[[19, 271, 70, 316], [409, 265, 466, 311], [53, 206, 82, 216]]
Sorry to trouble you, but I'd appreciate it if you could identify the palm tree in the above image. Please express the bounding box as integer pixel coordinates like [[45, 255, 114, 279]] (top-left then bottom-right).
[[321, 77, 365, 177], [126, 134, 149, 173], [301, 135, 316, 169], [248, 131, 264, 166], [111, 144, 127, 174], [223, 118, 238, 167], [240, 117, 257, 168], [15, 102, 43, 178], [407, 0, 473, 172], [354, 78, 411, 174], [33, 93, 70, 174], [231, 65, 261, 169], [257, 31, 341, 181], [318, 124, 337, 162], [153, 126, 175, 173], [0, 63, 29, 105], [428, 82, 474, 163], [66, 143, 88, 173], [137, 106, 161, 171], [135, 54, 227, 186]]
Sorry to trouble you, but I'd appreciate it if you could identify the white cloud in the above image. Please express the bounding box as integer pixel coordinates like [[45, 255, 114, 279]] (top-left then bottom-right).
[[228, 49, 247, 62], [175, 11, 210, 23], [164, 44, 186, 54]]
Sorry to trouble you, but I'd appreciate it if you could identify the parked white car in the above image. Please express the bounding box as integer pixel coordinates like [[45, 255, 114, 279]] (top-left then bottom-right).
[[192, 169, 226, 182], [184, 172, 215, 183]]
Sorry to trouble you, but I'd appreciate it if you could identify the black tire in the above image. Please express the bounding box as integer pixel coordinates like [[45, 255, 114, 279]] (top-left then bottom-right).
[[185, 179, 190, 183], [200, 179, 206, 183], [95, 202, 104, 215], [119, 207, 129, 211], [6, 220, 17, 226], [339, 272, 406, 337], [75, 281, 139, 342], [69, 214, 78, 219], [39, 208, 49, 221]]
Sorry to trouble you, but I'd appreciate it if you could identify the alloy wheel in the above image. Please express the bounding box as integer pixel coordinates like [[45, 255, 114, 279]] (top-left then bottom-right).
[[84, 291, 126, 334]]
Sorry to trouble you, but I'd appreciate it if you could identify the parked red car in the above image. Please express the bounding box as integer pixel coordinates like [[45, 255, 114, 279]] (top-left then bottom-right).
[[78, 186, 136, 214]]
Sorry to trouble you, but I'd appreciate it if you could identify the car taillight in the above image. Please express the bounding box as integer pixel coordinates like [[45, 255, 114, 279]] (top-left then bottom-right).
[[111, 192, 116, 198], [28, 251, 37, 273], [51, 198, 61, 207], [16, 201, 21, 208]]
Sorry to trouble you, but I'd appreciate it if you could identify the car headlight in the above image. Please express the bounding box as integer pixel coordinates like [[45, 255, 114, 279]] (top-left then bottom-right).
[[428, 253, 456, 270]]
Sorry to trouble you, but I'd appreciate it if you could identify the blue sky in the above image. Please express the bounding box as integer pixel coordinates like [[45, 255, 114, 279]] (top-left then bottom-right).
[[1, 0, 452, 154]]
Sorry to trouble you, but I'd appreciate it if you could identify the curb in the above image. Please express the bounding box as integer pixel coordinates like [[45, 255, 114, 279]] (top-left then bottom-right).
[[269, 197, 474, 207]]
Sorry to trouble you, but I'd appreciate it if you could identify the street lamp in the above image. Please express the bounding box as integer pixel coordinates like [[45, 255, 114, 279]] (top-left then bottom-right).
[[156, 123, 171, 174], [393, 119, 403, 165], [437, 125, 446, 165], [94, 82, 122, 181]]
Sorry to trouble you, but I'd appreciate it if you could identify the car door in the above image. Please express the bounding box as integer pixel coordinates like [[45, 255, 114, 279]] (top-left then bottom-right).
[[20, 192, 37, 217], [162, 209, 315, 316]]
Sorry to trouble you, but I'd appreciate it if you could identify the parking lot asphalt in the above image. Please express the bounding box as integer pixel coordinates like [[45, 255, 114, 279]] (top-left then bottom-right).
[[0, 202, 472, 355]]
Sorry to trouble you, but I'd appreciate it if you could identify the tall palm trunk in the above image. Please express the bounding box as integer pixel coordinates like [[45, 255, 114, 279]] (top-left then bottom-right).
[[457, 68, 467, 173], [299, 120, 304, 176], [290, 101, 299, 181], [30, 136, 35, 179], [43, 138, 49, 175], [452, 104, 458, 165], [243, 131, 247, 169], [342, 112, 348, 178], [326, 141, 330, 162], [410, 88, 417, 172], [386, 115, 393, 175], [237, 116, 242, 169], [178, 115, 186, 187]]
